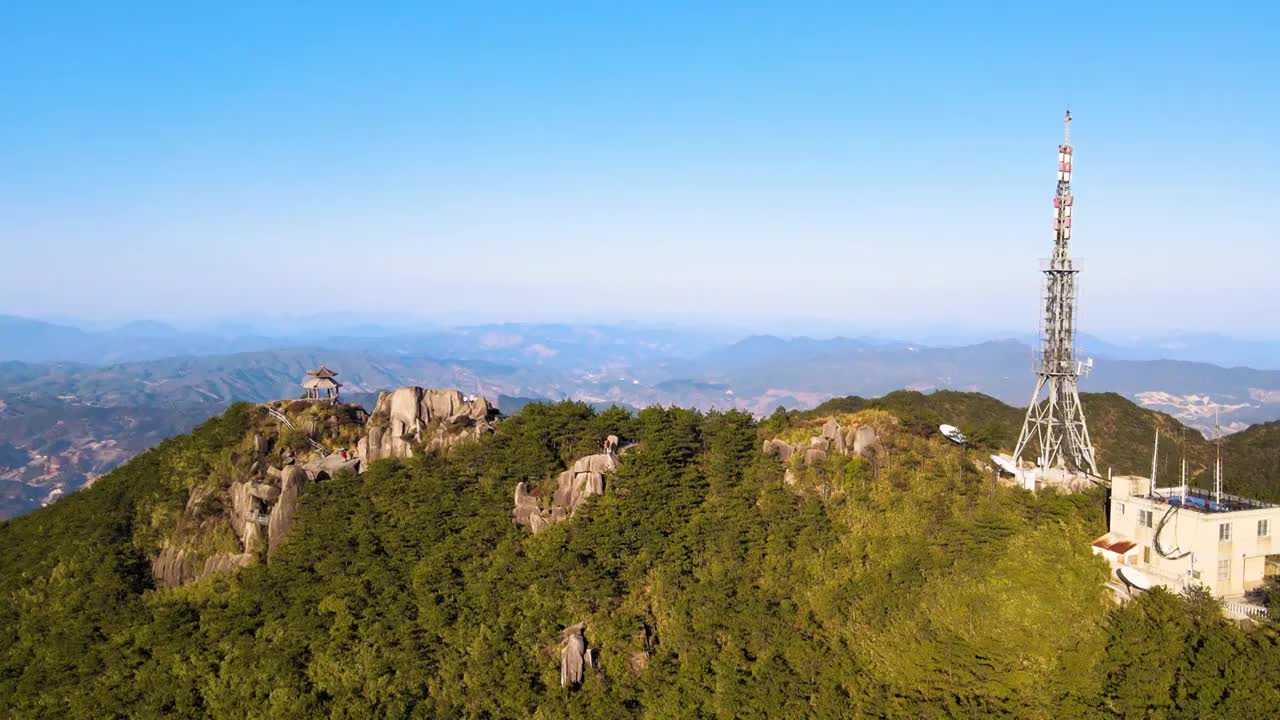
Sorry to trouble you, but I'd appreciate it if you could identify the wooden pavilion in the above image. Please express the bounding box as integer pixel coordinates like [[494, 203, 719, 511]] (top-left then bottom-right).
[[302, 365, 342, 402]]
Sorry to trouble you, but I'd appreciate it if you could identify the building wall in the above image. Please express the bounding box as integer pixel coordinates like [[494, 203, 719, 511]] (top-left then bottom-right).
[[1110, 475, 1280, 597]]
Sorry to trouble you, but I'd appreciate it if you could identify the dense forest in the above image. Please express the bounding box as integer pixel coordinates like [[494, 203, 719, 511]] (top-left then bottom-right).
[[2, 397, 1279, 718]]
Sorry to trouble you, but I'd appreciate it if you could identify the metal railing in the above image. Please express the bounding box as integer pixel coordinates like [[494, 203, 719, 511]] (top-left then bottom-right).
[[265, 407, 328, 455], [1222, 600, 1272, 620]]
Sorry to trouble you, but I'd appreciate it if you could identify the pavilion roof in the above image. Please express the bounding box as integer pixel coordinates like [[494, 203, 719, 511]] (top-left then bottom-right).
[[307, 365, 339, 379]]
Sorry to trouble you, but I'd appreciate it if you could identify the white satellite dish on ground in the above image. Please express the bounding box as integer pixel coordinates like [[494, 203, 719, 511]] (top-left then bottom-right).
[[990, 454, 1018, 475], [939, 424, 968, 445], [1117, 566, 1154, 592]]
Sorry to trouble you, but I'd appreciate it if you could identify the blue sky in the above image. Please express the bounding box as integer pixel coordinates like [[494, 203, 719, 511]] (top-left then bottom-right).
[[2, 2, 1276, 337]]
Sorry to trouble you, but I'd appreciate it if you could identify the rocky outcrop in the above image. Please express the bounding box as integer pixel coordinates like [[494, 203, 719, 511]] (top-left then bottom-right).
[[301, 452, 361, 480], [851, 425, 878, 456], [228, 480, 269, 553], [152, 543, 255, 588], [804, 447, 828, 466], [763, 419, 881, 468], [762, 438, 794, 461], [356, 387, 497, 464], [201, 552, 255, 577], [560, 623, 594, 688], [515, 450, 618, 534], [513, 482, 547, 534], [268, 466, 307, 557], [824, 419, 847, 454], [153, 390, 492, 588], [151, 544, 198, 588]]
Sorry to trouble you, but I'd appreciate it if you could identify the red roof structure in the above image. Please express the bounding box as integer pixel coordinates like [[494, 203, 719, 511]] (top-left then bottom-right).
[[1090, 534, 1137, 555]]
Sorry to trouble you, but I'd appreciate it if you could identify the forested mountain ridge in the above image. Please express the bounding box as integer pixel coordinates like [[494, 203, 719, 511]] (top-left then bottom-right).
[[2, 398, 1279, 717], [805, 390, 1280, 503], [5, 323, 1280, 520]]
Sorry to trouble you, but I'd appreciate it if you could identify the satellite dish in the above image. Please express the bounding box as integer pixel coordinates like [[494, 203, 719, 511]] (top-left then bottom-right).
[[990, 454, 1018, 475], [1117, 566, 1154, 592], [939, 424, 968, 445]]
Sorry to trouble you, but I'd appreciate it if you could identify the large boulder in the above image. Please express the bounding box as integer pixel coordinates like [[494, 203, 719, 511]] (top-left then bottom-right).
[[528, 512, 550, 534], [851, 426, 879, 457], [762, 438, 794, 461], [552, 470, 577, 509], [388, 387, 423, 434], [357, 387, 498, 467], [560, 623, 594, 688], [512, 482, 543, 531], [572, 453, 617, 474], [228, 481, 269, 552], [516, 446, 621, 534], [423, 388, 464, 421], [302, 453, 361, 480], [821, 419, 842, 440], [469, 395, 494, 421], [551, 467, 607, 516], [268, 466, 308, 556]]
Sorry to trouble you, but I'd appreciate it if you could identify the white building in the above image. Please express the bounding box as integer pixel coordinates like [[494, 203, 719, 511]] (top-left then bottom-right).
[[1092, 475, 1280, 599]]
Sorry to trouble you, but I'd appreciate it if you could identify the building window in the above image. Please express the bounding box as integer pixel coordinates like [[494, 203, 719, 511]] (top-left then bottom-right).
[[1119, 503, 1125, 515], [1260, 519, 1271, 538], [1143, 546, 1150, 564], [1138, 509, 1153, 528], [1219, 523, 1232, 543], [1217, 558, 1231, 581]]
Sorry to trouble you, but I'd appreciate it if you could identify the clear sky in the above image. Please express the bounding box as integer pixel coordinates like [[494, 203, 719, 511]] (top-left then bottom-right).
[[2, 2, 1276, 337]]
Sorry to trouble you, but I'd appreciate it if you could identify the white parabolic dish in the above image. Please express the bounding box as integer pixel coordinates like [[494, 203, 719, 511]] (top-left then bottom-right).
[[1117, 566, 1154, 591], [939, 424, 967, 444], [990, 454, 1019, 475]]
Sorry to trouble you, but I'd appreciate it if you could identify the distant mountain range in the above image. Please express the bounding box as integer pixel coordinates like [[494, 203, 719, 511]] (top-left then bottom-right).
[[2, 315, 1279, 518], [6, 314, 1279, 370], [0, 315, 728, 368]]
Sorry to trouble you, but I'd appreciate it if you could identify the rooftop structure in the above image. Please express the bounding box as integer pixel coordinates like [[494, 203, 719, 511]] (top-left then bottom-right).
[[302, 365, 341, 402], [1012, 110, 1099, 486], [1094, 474, 1280, 601]]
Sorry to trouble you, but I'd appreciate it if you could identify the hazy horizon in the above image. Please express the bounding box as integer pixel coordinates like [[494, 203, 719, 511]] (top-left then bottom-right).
[[9, 310, 1280, 359]]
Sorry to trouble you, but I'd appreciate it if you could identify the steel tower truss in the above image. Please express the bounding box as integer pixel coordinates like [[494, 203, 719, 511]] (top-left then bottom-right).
[[1013, 111, 1100, 477]]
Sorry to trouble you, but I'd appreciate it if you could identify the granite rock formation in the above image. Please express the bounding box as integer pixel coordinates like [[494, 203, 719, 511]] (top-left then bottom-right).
[[514, 449, 619, 534], [763, 419, 881, 467], [560, 622, 594, 688], [267, 466, 307, 556], [152, 389, 495, 588], [356, 387, 497, 463], [762, 438, 794, 461], [150, 544, 197, 588]]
